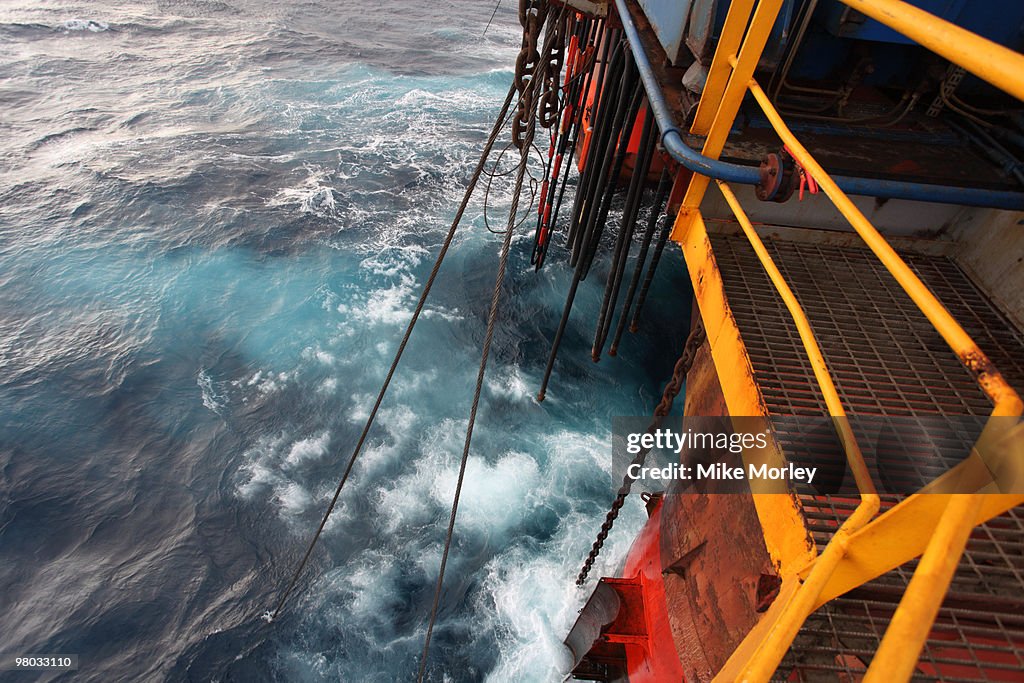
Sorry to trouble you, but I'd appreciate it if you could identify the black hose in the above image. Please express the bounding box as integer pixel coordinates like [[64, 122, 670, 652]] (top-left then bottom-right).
[[566, 33, 623, 254], [629, 194, 674, 333], [609, 167, 671, 355], [572, 61, 641, 271], [592, 102, 657, 360]]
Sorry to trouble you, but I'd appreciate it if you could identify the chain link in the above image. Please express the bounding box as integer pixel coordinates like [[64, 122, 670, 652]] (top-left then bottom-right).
[[575, 321, 707, 586], [513, 0, 548, 149], [538, 13, 566, 129]]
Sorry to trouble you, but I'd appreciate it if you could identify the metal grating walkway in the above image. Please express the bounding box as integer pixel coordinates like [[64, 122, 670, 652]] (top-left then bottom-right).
[[707, 231, 1024, 682], [711, 234, 1024, 418]]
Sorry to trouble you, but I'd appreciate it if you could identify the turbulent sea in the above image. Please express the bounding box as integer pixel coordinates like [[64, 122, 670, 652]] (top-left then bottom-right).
[[0, 1, 690, 680]]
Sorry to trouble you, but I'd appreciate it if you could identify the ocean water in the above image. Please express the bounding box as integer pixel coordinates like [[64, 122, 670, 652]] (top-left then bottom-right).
[[0, 1, 691, 680]]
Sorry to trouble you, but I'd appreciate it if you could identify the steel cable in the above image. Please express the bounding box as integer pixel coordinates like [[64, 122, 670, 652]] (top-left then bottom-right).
[[629, 194, 674, 333], [571, 50, 636, 268], [577, 73, 644, 279], [267, 82, 518, 623], [566, 32, 623, 252], [416, 2, 558, 678], [592, 102, 658, 360]]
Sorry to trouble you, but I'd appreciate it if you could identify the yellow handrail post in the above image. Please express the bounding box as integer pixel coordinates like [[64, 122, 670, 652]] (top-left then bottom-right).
[[715, 180, 881, 682], [690, 0, 757, 135], [715, 182, 875, 495], [863, 494, 984, 681], [739, 501, 878, 683]]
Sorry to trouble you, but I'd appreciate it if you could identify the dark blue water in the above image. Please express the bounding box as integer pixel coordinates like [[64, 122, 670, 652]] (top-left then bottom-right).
[[0, 2, 690, 680]]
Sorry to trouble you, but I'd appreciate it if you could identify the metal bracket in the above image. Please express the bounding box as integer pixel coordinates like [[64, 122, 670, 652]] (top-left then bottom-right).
[[561, 0, 608, 17]]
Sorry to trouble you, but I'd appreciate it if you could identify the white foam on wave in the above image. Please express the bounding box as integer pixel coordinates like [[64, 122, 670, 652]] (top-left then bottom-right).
[[481, 553, 578, 680], [373, 416, 464, 535], [361, 246, 426, 277], [197, 368, 225, 414], [430, 451, 540, 536], [235, 369, 294, 397], [389, 368, 439, 397], [304, 550, 407, 653], [268, 164, 343, 221], [485, 364, 532, 401], [346, 392, 373, 424], [235, 430, 334, 521], [364, 275, 416, 325], [278, 481, 313, 514], [236, 433, 289, 499], [302, 187, 337, 215], [421, 306, 462, 322], [391, 83, 500, 120], [63, 19, 109, 32], [477, 429, 642, 682], [345, 552, 402, 620], [333, 246, 460, 328], [394, 88, 442, 108], [284, 432, 330, 469], [371, 413, 543, 544], [301, 346, 336, 366], [351, 403, 417, 479]]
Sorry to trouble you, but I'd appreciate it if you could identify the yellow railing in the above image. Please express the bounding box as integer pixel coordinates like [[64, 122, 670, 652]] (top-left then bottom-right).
[[715, 181, 882, 680], [661, 0, 1024, 680]]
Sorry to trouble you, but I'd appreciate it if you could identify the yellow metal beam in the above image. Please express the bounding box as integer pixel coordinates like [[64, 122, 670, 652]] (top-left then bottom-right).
[[671, 0, 785, 243], [863, 494, 984, 682], [814, 423, 1024, 606], [814, 493, 1024, 606], [679, 210, 815, 573], [690, 0, 756, 135], [839, 0, 1024, 103], [715, 181, 875, 495]]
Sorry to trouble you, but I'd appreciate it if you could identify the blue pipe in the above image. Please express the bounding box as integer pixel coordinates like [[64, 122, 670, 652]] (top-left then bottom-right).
[[612, 0, 761, 185], [829, 175, 1024, 209], [612, 0, 1024, 211]]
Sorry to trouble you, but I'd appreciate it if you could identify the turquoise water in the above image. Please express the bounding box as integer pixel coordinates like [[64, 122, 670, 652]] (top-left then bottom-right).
[[0, 2, 690, 680]]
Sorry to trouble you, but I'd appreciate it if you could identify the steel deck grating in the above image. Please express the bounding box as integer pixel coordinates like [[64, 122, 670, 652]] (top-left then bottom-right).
[[710, 234, 1024, 417], [706, 232, 1024, 682]]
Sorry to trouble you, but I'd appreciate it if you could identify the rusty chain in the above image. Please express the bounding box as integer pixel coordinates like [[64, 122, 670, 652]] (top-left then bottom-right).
[[576, 320, 707, 586], [512, 0, 548, 149], [539, 12, 567, 128]]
